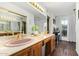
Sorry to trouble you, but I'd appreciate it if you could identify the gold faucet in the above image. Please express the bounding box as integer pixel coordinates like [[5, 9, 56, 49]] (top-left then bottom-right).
[[16, 33, 23, 40]]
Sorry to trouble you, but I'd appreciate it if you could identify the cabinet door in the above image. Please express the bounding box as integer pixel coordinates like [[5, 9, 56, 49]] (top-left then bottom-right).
[[32, 42, 42, 56], [51, 36, 55, 52], [12, 47, 32, 56], [45, 39, 51, 56]]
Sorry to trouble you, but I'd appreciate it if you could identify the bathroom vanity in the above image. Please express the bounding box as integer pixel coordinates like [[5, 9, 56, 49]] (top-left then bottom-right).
[[0, 34, 55, 56]]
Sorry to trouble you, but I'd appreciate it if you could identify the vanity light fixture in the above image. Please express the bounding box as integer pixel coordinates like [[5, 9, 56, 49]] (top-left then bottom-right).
[[0, 16, 18, 22], [28, 2, 45, 13], [0, 21, 7, 24], [0, 7, 26, 22]]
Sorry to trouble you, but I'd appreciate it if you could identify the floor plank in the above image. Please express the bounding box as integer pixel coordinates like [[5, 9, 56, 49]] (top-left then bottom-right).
[[51, 40, 78, 56]]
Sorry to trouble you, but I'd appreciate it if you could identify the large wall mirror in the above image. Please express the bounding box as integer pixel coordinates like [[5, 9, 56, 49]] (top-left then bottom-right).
[[0, 8, 26, 36]]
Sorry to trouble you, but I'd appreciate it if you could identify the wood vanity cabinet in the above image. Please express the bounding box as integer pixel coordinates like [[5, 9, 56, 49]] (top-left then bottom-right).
[[44, 35, 55, 56], [50, 36, 55, 52], [11, 47, 32, 56], [11, 42, 42, 56], [32, 42, 42, 56], [44, 37, 50, 44], [45, 38, 51, 56]]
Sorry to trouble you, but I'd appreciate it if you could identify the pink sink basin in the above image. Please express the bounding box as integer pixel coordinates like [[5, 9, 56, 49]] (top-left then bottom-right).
[[4, 38, 32, 47]]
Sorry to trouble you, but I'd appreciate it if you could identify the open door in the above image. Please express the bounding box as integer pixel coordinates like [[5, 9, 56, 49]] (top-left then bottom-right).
[[22, 21, 26, 34], [47, 16, 50, 33]]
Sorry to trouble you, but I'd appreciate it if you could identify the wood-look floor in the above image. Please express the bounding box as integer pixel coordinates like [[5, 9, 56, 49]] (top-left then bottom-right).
[[51, 40, 78, 56]]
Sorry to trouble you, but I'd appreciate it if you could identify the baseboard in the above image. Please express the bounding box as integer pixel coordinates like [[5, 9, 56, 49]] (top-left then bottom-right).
[[76, 49, 79, 56], [59, 40, 76, 43]]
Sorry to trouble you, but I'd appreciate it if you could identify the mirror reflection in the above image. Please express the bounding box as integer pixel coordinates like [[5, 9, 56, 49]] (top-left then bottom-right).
[[0, 8, 26, 36]]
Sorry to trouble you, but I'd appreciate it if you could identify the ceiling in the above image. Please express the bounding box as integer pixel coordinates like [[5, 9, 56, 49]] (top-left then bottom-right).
[[10, 2, 47, 19], [10, 2, 76, 18], [38, 2, 76, 16]]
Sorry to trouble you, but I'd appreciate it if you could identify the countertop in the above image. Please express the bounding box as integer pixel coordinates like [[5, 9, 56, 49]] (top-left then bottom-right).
[[0, 34, 55, 56]]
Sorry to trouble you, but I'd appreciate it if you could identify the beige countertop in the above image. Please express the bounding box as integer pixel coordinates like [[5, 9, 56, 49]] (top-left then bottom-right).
[[0, 34, 55, 56]]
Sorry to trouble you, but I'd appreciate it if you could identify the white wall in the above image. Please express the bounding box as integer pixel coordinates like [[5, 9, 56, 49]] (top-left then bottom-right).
[[76, 20, 79, 55], [68, 15, 76, 42], [76, 3, 79, 55], [0, 2, 34, 34]]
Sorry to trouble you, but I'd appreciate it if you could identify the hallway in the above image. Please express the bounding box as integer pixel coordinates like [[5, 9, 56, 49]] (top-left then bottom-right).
[[51, 40, 78, 56]]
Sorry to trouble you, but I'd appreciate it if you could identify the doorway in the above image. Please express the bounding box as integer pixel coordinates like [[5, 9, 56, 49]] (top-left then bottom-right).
[[22, 21, 26, 34], [47, 16, 50, 33], [61, 19, 68, 41]]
